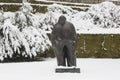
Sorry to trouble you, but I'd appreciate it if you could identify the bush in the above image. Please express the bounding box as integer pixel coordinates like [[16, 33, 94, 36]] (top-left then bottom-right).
[[47, 34, 120, 58], [0, 2, 51, 61], [0, 0, 22, 3]]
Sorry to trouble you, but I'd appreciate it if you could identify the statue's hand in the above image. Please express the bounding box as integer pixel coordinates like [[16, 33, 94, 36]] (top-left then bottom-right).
[[72, 40, 76, 47], [55, 40, 59, 45], [57, 37, 62, 41]]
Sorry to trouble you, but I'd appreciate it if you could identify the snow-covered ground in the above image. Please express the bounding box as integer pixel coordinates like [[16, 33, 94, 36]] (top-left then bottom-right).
[[0, 58, 120, 80]]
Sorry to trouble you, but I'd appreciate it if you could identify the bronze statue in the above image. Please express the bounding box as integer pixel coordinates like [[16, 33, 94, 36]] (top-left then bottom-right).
[[51, 15, 77, 67]]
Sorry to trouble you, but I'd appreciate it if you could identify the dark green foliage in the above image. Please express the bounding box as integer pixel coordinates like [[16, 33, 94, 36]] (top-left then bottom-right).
[[32, 5, 48, 13], [29, 0, 53, 5], [0, 0, 22, 3], [45, 47, 55, 58], [0, 5, 86, 12], [47, 34, 120, 58], [48, 0, 101, 4], [47, 0, 120, 5], [0, 53, 38, 63], [77, 34, 120, 58], [0, 5, 21, 12], [0, 5, 47, 13], [0, 0, 89, 12], [72, 7, 87, 11]]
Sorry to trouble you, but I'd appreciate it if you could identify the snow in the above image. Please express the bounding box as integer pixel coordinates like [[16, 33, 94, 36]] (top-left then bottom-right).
[[88, 1, 120, 28], [44, 1, 120, 34], [35, 0, 92, 6], [0, 58, 120, 80], [1, 1, 120, 60], [108, 0, 120, 1], [0, 2, 120, 79], [1, 1, 120, 34], [0, 2, 90, 9], [0, 3, 51, 61], [77, 27, 120, 34]]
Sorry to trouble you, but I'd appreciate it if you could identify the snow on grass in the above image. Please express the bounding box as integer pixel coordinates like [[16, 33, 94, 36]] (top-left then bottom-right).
[[0, 58, 120, 80]]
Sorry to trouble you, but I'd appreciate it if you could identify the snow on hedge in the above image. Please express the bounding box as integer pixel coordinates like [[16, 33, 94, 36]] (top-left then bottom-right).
[[0, 2, 51, 61], [0, 1, 120, 60], [38, 3, 78, 31], [88, 1, 120, 28], [40, 1, 120, 33]]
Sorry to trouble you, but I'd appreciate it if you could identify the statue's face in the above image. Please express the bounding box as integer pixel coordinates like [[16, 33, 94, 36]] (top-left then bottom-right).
[[58, 16, 66, 25]]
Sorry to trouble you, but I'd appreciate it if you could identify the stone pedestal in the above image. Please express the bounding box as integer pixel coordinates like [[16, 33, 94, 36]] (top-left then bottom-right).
[[55, 68, 80, 73]]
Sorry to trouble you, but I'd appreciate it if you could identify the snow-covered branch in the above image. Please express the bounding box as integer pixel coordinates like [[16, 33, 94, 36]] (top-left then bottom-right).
[[0, 2, 51, 61]]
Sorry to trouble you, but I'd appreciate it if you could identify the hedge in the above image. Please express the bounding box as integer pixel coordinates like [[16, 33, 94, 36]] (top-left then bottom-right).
[[44, 34, 120, 58]]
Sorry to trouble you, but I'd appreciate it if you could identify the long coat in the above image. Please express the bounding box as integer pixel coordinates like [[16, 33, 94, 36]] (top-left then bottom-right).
[[51, 16, 77, 67]]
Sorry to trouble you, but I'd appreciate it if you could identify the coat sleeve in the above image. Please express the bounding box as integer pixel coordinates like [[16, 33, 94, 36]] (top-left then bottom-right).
[[71, 23, 77, 41], [51, 25, 56, 46], [71, 23, 77, 47]]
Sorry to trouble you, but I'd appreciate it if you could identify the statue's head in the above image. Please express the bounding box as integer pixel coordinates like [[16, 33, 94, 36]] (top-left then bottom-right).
[[58, 15, 66, 25]]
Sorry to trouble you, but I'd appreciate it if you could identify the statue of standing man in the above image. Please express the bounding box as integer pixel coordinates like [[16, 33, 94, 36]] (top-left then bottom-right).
[[51, 15, 77, 67]]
